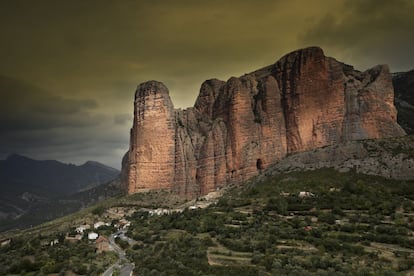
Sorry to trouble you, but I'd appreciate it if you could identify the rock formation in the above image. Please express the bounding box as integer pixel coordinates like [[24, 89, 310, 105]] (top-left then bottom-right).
[[266, 136, 414, 181], [121, 47, 406, 198]]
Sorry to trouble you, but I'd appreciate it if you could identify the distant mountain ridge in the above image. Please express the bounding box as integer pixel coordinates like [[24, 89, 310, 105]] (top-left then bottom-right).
[[0, 154, 119, 196], [0, 178, 122, 232], [393, 69, 414, 134], [0, 154, 120, 231]]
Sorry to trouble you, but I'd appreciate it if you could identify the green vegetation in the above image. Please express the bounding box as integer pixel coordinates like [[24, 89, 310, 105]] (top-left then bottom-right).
[[0, 233, 117, 275], [124, 168, 414, 275], [362, 134, 414, 158], [1, 168, 414, 275]]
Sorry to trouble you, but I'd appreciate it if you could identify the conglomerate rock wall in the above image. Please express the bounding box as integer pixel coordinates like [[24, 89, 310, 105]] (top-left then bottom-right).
[[121, 47, 406, 198]]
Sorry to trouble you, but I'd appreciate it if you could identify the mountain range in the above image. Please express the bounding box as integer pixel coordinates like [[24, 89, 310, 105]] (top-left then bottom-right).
[[0, 154, 120, 231]]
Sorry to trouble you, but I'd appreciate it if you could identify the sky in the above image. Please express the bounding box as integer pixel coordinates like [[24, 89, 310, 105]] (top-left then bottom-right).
[[0, 0, 413, 169]]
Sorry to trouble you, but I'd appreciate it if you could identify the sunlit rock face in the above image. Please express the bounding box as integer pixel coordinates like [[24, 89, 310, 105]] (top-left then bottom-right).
[[123, 81, 176, 193], [271, 47, 404, 151], [122, 47, 406, 198]]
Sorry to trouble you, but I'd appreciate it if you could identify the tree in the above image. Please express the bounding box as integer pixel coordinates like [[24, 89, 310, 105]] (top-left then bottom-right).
[[92, 206, 106, 216], [265, 197, 288, 215]]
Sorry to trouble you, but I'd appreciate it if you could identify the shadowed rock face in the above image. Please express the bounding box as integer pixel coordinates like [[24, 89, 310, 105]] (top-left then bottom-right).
[[393, 69, 414, 134], [121, 47, 406, 198]]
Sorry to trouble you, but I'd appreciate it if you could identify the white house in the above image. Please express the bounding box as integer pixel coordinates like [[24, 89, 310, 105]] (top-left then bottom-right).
[[76, 224, 91, 234], [0, 238, 11, 247], [88, 232, 99, 240], [149, 208, 171, 216], [298, 191, 315, 198], [94, 221, 110, 229], [50, 239, 59, 246]]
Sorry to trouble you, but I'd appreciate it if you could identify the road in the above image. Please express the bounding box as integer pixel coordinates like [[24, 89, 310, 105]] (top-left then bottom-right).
[[120, 263, 135, 276], [117, 230, 135, 245], [102, 231, 135, 276]]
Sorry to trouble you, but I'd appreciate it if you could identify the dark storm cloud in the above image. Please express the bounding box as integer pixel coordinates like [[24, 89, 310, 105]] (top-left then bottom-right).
[[0, 121, 130, 169], [114, 114, 132, 125], [0, 76, 127, 167], [300, 0, 414, 71], [0, 0, 412, 167], [0, 0, 293, 107], [32, 98, 97, 114], [0, 76, 100, 131]]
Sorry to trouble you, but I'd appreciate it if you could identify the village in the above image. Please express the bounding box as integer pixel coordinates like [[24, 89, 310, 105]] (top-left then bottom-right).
[[0, 186, 355, 276], [10, 189, 223, 254], [0, 189, 323, 254]]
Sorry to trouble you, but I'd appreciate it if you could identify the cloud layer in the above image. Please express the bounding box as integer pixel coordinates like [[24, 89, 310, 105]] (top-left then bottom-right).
[[0, 0, 412, 168], [300, 0, 414, 71]]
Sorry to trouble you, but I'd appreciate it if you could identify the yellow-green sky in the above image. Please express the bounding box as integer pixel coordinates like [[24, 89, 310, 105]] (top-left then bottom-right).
[[1, 0, 413, 168]]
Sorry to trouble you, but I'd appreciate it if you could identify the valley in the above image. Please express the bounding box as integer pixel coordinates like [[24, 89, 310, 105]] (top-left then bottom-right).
[[0, 155, 120, 232], [1, 165, 414, 275]]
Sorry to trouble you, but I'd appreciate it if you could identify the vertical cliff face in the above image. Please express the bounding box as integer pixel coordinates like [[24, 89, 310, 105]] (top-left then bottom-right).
[[126, 81, 176, 193], [272, 47, 345, 152], [208, 74, 287, 188], [122, 47, 406, 197], [342, 64, 403, 140]]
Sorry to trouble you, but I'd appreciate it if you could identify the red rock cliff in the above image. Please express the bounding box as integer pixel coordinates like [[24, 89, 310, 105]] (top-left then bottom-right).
[[122, 81, 176, 193], [121, 47, 405, 197]]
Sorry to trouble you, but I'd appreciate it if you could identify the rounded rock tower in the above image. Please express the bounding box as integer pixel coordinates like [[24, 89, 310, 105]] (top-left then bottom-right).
[[126, 81, 176, 193]]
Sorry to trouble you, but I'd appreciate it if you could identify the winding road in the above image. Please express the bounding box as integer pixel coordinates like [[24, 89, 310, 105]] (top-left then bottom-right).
[[102, 231, 135, 276]]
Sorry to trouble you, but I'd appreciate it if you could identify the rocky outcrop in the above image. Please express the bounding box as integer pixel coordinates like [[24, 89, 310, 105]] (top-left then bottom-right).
[[265, 136, 414, 181], [124, 81, 176, 193], [122, 47, 406, 198]]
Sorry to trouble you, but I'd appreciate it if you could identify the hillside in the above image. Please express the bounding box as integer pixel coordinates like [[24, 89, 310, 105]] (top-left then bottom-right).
[[0, 177, 123, 232], [0, 154, 120, 231], [0, 154, 119, 196], [1, 167, 413, 275], [125, 169, 414, 275], [0, 113, 412, 274], [266, 135, 414, 180], [0, 135, 413, 274]]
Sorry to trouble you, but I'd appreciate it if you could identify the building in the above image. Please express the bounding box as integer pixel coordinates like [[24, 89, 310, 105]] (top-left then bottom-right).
[[94, 221, 110, 229], [76, 224, 91, 234], [65, 234, 82, 243], [95, 236, 111, 253], [50, 239, 59, 246], [298, 191, 315, 198], [0, 238, 11, 247], [88, 232, 99, 240]]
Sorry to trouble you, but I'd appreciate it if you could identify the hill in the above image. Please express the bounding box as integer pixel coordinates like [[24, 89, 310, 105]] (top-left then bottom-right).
[[0, 154, 120, 231], [0, 166, 413, 275]]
